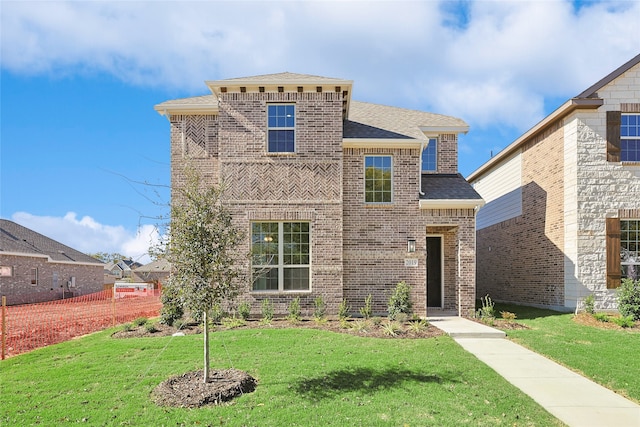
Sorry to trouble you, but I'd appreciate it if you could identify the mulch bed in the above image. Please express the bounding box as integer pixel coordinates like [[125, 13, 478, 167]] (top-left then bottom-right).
[[152, 369, 257, 408]]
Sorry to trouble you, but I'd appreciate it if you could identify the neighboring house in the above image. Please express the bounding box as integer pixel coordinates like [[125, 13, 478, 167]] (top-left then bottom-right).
[[132, 258, 170, 287], [0, 219, 104, 305], [468, 54, 640, 312], [155, 72, 484, 317], [104, 259, 142, 280]]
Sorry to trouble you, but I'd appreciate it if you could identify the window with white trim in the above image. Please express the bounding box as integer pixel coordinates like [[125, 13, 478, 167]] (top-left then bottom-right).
[[252, 222, 310, 291], [364, 155, 392, 203], [267, 104, 295, 153], [621, 114, 640, 162], [622, 219, 640, 281], [421, 138, 438, 172]]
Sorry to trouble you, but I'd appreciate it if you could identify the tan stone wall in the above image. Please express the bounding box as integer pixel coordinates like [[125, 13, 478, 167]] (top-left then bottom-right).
[[477, 121, 565, 307], [0, 254, 104, 305]]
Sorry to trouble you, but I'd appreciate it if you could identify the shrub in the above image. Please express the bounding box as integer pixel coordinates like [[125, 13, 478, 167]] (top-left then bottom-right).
[[338, 298, 351, 320], [313, 296, 326, 321], [583, 294, 596, 315], [288, 297, 301, 322], [381, 320, 401, 337], [122, 323, 133, 332], [395, 313, 409, 323], [144, 322, 159, 333], [612, 315, 635, 328], [618, 278, 640, 321], [210, 303, 224, 325], [500, 311, 517, 323], [407, 319, 428, 333], [261, 299, 274, 324], [350, 319, 371, 333], [372, 316, 382, 326], [238, 301, 251, 321], [133, 317, 148, 327], [476, 295, 495, 320], [388, 281, 412, 320], [594, 312, 609, 323], [359, 294, 373, 320], [222, 317, 246, 329], [159, 284, 184, 326]]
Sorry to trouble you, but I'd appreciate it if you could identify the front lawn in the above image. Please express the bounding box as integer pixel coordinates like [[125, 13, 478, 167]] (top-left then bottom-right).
[[495, 303, 640, 403], [1, 326, 562, 426]]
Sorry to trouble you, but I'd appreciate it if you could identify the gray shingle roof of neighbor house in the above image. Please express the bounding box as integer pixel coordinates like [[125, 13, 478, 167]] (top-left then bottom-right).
[[468, 53, 640, 182], [134, 258, 170, 273], [0, 219, 103, 265], [420, 174, 484, 201]]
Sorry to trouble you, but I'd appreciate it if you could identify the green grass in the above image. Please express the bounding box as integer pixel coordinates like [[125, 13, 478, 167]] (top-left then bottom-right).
[[495, 303, 640, 403], [1, 327, 562, 426]]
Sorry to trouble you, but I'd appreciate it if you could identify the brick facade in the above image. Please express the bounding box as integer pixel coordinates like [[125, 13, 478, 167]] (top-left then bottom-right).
[[161, 73, 480, 318], [0, 254, 104, 305]]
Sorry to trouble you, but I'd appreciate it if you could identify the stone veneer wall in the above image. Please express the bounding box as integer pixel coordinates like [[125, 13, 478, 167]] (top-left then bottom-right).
[[570, 64, 640, 310], [0, 254, 104, 305], [169, 91, 344, 316], [476, 120, 566, 309], [343, 143, 477, 317]]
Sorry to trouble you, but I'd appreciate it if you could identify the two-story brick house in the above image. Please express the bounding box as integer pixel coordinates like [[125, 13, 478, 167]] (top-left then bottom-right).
[[468, 54, 640, 311], [155, 73, 484, 317]]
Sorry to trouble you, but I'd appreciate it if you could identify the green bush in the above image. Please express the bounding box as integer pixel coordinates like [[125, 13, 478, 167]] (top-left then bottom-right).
[[612, 315, 635, 328], [288, 297, 301, 322], [381, 320, 401, 337], [476, 295, 495, 320], [594, 312, 609, 323], [359, 294, 373, 319], [159, 282, 184, 326], [500, 311, 517, 322], [583, 294, 596, 314], [261, 299, 274, 323], [222, 317, 246, 329], [407, 319, 428, 333], [338, 298, 351, 320], [144, 322, 159, 333], [210, 303, 224, 325], [133, 317, 148, 326], [313, 296, 326, 321], [618, 278, 640, 321], [121, 323, 133, 332], [238, 301, 251, 320], [388, 281, 412, 320]]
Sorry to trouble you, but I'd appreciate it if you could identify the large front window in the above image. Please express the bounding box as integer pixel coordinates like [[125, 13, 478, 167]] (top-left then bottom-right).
[[267, 104, 295, 153], [252, 222, 310, 291], [621, 114, 640, 162], [622, 219, 640, 281], [364, 155, 392, 203]]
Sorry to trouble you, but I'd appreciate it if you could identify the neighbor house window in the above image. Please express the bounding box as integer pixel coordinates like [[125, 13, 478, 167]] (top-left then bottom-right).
[[31, 268, 38, 285], [621, 114, 640, 162], [267, 104, 295, 153], [364, 155, 392, 203], [422, 138, 438, 172], [621, 219, 640, 281], [252, 222, 310, 291]]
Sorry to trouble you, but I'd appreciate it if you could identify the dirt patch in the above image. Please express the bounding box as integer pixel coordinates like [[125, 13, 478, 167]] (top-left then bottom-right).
[[152, 369, 257, 408], [572, 312, 640, 330], [111, 322, 201, 338], [470, 318, 530, 330]]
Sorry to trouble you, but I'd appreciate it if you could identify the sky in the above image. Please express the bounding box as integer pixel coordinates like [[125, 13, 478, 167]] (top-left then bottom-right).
[[1, 0, 639, 264]]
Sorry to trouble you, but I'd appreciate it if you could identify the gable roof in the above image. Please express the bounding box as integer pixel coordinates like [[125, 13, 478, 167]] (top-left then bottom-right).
[[345, 101, 468, 141], [0, 219, 103, 265], [468, 53, 640, 182]]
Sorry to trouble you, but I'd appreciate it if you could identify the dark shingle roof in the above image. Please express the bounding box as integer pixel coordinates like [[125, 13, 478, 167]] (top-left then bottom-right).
[[420, 174, 483, 200], [0, 219, 103, 264]]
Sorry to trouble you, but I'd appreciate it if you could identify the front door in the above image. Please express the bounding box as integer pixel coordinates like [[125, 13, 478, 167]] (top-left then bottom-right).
[[426, 236, 442, 307]]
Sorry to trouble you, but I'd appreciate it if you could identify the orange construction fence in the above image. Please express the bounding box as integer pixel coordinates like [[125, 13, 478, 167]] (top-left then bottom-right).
[[1, 289, 162, 359]]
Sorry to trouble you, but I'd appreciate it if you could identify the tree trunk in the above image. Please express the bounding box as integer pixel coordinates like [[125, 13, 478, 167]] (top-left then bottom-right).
[[203, 310, 210, 383]]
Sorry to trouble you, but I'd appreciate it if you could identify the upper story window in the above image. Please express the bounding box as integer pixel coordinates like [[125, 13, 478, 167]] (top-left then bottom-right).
[[621, 114, 640, 162], [267, 104, 295, 153], [252, 222, 310, 291], [421, 138, 438, 172], [31, 268, 38, 285], [364, 155, 392, 203]]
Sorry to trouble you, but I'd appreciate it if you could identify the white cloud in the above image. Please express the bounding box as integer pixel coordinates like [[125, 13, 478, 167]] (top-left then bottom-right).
[[2, 0, 639, 132], [11, 212, 159, 264]]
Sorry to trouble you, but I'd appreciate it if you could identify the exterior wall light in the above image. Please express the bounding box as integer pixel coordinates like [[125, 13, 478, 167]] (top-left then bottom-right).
[[407, 239, 416, 253]]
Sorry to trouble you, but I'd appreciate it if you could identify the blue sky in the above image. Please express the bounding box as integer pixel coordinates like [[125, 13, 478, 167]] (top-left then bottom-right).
[[1, 0, 639, 263]]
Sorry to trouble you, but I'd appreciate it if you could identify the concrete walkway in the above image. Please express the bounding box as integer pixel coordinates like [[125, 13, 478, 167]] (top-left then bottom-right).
[[429, 315, 640, 427]]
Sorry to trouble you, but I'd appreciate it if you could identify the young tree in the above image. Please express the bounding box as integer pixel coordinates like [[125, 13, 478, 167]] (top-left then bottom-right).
[[165, 166, 244, 383]]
